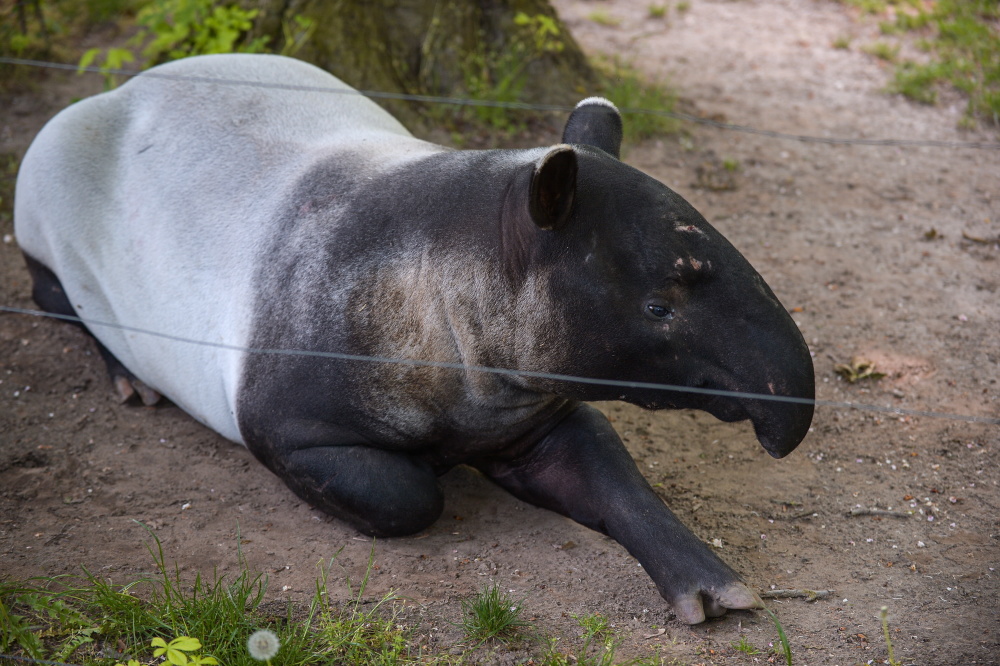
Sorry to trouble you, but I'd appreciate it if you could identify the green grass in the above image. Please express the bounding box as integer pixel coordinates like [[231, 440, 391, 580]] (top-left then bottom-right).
[[763, 608, 793, 666], [648, 5, 668, 19], [587, 10, 622, 27], [0, 527, 453, 666], [458, 583, 529, 643], [863, 40, 900, 62], [841, 0, 1000, 126], [731, 634, 761, 655], [594, 57, 681, 145]]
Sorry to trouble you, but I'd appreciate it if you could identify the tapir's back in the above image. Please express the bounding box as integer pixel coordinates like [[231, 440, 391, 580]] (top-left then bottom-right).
[[14, 54, 435, 442]]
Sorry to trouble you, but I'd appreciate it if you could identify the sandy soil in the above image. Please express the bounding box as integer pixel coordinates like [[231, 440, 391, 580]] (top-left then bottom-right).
[[2, 0, 998, 664]]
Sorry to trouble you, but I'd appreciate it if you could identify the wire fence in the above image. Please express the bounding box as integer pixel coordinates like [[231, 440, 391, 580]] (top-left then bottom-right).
[[1, 56, 999, 151], [1, 305, 996, 426]]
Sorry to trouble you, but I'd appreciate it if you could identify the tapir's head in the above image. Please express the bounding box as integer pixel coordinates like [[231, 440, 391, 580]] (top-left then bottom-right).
[[504, 98, 814, 458]]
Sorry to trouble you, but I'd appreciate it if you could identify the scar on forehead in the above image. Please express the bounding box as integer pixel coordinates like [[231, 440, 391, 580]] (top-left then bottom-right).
[[675, 257, 706, 270], [674, 223, 706, 236]]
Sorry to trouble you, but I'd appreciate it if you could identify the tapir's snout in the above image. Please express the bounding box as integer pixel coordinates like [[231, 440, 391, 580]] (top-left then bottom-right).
[[696, 302, 816, 459]]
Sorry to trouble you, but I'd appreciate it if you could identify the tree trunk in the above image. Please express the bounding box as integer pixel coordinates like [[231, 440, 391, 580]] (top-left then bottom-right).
[[247, 0, 596, 125]]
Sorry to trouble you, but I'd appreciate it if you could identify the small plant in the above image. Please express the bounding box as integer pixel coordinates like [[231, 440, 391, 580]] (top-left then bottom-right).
[[460, 584, 529, 643], [587, 10, 622, 27], [763, 608, 793, 666], [880, 606, 902, 666], [76, 0, 314, 90], [456, 11, 566, 134], [574, 613, 612, 643], [77, 47, 135, 89], [722, 157, 740, 172], [676, 1, 692, 13], [834, 357, 886, 383], [732, 634, 761, 655], [648, 4, 668, 19], [115, 636, 217, 666], [833, 35, 851, 49]]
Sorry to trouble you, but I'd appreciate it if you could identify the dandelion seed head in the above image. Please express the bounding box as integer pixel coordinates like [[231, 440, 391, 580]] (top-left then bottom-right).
[[247, 629, 280, 661]]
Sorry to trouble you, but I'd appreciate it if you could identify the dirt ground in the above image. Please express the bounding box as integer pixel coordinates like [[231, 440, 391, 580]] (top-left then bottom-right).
[[1, 0, 998, 664]]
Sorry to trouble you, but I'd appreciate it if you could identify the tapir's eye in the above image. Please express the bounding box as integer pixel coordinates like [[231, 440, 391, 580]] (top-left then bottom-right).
[[644, 301, 675, 321]]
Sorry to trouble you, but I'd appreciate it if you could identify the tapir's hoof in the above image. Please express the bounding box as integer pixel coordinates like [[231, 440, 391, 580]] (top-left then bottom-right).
[[113, 375, 162, 406], [671, 581, 764, 625]]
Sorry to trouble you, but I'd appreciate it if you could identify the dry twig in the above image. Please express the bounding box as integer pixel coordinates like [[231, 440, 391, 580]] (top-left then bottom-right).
[[847, 508, 911, 518], [760, 589, 834, 602]]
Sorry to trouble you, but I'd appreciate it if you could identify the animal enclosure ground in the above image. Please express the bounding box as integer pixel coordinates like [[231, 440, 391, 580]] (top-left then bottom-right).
[[1, 0, 998, 664]]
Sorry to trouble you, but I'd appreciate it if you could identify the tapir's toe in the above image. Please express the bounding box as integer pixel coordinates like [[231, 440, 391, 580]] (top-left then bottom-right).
[[670, 581, 764, 625], [133, 379, 162, 406], [113, 375, 135, 403], [112, 373, 162, 406]]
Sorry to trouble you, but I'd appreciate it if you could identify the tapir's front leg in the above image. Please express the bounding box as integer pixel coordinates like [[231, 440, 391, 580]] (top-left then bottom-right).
[[478, 404, 763, 624]]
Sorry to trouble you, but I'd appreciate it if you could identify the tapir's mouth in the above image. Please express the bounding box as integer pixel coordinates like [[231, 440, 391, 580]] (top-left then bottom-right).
[[699, 384, 812, 459], [701, 394, 748, 423]]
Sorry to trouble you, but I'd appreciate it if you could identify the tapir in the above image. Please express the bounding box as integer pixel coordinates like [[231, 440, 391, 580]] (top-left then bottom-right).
[[15, 54, 814, 624]]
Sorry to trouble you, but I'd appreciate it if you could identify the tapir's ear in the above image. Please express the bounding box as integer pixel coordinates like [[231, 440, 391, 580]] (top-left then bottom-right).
[[561, 97, 623, 159], [529, 145, 577, 231]]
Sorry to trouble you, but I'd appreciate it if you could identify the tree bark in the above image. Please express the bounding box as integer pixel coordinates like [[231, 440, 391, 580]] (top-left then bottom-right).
[[247, 0, 595, 124]]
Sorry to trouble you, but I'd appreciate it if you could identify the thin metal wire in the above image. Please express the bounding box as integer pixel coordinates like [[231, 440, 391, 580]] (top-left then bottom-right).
[[1, 305, 997, 425], [1, 56, 998, 151], [0, 656, 79, 666]]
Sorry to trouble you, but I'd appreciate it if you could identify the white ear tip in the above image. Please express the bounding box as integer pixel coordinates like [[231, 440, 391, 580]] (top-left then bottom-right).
[[575, 97, 619, 112]]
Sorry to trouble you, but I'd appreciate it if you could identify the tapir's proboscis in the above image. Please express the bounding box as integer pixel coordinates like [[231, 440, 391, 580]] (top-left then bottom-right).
[[15, 54, 815, 624]]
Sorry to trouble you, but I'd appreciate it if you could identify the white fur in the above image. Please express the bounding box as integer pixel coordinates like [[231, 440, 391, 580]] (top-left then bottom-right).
[[575, 96, 619, 111], [14, 54, 441, 442]]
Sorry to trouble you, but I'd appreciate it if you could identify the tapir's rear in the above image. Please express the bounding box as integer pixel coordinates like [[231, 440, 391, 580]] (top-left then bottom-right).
[[15, 53, 814, 625]]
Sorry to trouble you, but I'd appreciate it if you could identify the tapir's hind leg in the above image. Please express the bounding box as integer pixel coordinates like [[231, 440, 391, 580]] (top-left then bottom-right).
[[23, 253, 162, 405], [243, 420, 444, 537]]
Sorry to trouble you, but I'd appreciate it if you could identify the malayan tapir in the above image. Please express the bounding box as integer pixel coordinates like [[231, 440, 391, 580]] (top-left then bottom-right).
[[15, 54, 814, 624]]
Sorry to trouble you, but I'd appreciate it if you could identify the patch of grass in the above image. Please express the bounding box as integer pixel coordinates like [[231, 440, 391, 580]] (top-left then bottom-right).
[[459, 583, 529, 643], [648, 4, 668, 19], [842, 0, 1000, 126], [587, 10, 622, 27], [893, 61, 943, 104], [0, 526, 455, 666], [594, 57, 680, 145], [833, 36, 851, 49], [676, 1, 691, 13], [732, 634, 761, 655], [573, 612, 612, 642], [536, 613, 623, 666], [862, 40, 900, 62]]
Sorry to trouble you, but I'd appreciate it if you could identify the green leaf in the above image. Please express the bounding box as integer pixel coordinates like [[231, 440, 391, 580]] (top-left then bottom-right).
[[170, 636, 203, 652], [78, 48, 100, 73]]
